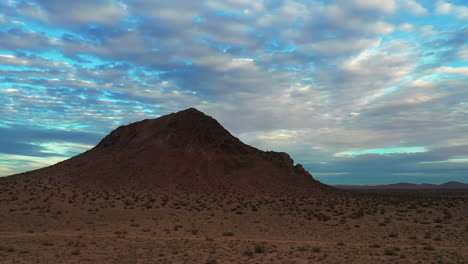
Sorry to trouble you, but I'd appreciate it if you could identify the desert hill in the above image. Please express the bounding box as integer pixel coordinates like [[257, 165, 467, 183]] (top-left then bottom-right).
[[0, 108, 467, 264], [5, 108, 327, 193]]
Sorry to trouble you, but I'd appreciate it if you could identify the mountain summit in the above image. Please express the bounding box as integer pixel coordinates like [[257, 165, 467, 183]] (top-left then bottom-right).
[[11, 108, 324, 192], [96, 108, 235, 150]]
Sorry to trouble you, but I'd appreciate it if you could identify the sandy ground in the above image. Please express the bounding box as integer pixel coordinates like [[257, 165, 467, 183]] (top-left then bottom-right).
[[1, 181, 467, 264]]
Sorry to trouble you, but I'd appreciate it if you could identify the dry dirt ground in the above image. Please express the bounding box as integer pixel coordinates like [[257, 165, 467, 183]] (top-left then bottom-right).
[[1, 179, 467, 264]]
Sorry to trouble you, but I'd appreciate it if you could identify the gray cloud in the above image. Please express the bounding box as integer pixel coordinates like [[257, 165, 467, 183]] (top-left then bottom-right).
[[0, 29, 57, 50], [1, 0, 467, 183], [23, 0, 128, 26]]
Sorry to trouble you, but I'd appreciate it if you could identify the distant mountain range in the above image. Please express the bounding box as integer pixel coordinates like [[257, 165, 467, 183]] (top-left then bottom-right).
[[334, 181, 468, 189]]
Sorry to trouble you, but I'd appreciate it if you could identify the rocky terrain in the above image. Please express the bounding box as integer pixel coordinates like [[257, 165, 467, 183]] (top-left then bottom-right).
[[1, 108, 467, 263]]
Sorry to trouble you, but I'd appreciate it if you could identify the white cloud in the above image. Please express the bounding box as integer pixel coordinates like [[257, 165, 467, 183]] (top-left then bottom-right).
[[435, 0, 468, 19], [420, 25, 437, 38], [458, 46, 468, 60], [353, 0, 396, 13], [302, 38, 382, 55], [0, 54, 70, 68], [342, 48, 413, 78], [325, 5, 396, 35], [399, 23, 413, 32], [0, 154, 67, 176], [435, 0, 452, 14], [221, 58, 257, 71], [2, 89, 19, 94], [364, 21, 396, 34], [398, 0, 428, 15], [410, 80, 436, 88], [437, 66, 468, 76]]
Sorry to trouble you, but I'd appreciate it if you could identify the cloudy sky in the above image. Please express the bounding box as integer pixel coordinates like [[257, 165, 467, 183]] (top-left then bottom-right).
[[1, 0, 467, 184]]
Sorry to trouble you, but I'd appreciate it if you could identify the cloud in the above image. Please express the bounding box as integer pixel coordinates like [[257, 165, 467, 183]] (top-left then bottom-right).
[[398, 23, 413, 32], [436, 66, 468, 76], [0, 125, 102, 147], [0, 154, 70, 176], [0, 54, 70, 69], [459, 45, 468, 60], [398, 0, 428, 15], [352, 0, 396, 13], [0, 28, 58, 50], [435, 0, 468, 20], [0, 0, 467, 183], [18, 1, 48, 22], [307, 145, 468, 184], [301, 37, 382, 55], [335, 146, 428, 157], [22, 0, 128, 25]]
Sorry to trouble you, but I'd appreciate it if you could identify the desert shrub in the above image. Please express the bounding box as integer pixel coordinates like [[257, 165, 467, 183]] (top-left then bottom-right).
[[222, 232, 234, 236], [254, 244, 265, 253], [205, 258, 217, 264], [312, 247, 321, 253], [243, 250, 253, 256], [297, 246, 307, 252], [350, 209, 364, 219], [423, 245, 434, 251], [443, 209, 452, 219]]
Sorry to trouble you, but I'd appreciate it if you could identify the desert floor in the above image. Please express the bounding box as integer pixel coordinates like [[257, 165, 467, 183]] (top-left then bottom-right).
[[1, 181, 467, 264]]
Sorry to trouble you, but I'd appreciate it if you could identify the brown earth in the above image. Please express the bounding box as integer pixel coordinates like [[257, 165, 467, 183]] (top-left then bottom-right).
[[1, 108, 467, 263], [13, 108, 327, 192]]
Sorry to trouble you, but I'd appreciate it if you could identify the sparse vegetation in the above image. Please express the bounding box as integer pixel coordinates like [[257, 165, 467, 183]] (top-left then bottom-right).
[[205, 258, 217, 264], [222, 232, 234, 237], [0, 175, 466, 264], [254, 244, 265, 253]]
